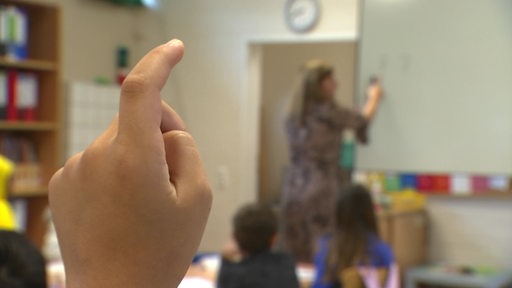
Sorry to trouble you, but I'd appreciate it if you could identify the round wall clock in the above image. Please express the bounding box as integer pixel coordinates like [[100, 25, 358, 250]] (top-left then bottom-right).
[[284, 0, 321, 33]]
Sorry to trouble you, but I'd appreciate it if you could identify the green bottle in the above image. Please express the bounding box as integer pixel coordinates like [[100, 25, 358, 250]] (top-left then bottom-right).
[[340, 130, 355, 169]]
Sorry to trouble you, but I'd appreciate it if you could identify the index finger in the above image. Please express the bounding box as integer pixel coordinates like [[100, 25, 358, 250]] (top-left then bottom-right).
[[117, 39, 185, 142]]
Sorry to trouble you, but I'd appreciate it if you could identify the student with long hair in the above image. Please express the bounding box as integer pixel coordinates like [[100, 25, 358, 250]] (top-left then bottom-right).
[[312, 184, 394, 288]]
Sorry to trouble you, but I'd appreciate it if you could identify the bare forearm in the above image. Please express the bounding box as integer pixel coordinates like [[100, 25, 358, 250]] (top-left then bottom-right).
[[362, 93, 381, 121], [362, 82, 383, 121]]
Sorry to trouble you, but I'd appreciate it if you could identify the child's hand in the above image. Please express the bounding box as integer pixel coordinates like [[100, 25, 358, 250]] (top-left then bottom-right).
[[49, 39, 212, 288]]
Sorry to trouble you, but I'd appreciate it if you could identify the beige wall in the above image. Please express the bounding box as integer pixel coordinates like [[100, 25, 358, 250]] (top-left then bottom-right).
[[427, 199, 512, 267], [259, 42, 357, 204]]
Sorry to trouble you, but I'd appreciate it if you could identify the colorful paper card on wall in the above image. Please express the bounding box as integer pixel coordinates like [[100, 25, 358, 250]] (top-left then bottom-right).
[[417, 175, 434, 192], [451, 174, 471, 195], [432, 175, 450, 193], [471, 176, 489, 192], [384, 173, 401, 192], [400, 174, 417, 189], [488, 175, 509, 191], [368, 172, 385, 193]]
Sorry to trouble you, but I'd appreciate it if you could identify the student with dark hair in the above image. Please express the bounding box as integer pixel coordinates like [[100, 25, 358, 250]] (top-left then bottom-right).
[[217, 203, 299, 288], [0, 230, 47, 288], [312, 184, 395, 288]]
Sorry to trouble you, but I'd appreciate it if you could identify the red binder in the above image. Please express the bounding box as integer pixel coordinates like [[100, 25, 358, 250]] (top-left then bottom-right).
[[16, 72, 38, 121], [7, 70, 18, 121]]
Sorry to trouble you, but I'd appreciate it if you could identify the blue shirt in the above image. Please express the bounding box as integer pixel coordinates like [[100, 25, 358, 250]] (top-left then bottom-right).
[[312, 235, 394, 288]]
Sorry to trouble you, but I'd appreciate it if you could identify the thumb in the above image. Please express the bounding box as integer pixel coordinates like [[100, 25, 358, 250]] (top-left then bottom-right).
[[163, 131, 212, 205]]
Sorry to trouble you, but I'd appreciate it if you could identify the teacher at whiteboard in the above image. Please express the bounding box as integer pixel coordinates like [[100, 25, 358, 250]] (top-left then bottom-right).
[[281, 60, 383, 263]]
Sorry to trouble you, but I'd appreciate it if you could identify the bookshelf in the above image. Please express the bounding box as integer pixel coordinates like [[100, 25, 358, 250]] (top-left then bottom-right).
[[0, 0, 61, 249]]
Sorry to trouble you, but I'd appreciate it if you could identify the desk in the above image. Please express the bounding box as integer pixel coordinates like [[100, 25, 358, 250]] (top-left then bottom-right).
[[406, 267, 512, 288]]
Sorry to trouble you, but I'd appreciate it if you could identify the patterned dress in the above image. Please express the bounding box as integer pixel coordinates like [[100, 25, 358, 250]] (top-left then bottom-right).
[[281, 101, 368, 263]]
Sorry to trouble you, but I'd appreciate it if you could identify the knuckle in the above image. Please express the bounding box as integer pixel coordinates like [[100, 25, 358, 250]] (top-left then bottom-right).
[[121, 73, 148, 96], [195, 180, 213, 206], [48, 169, 63, 201]]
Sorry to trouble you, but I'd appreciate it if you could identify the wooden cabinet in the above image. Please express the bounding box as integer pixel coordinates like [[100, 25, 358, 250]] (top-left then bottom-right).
[[1, 0, 61, 248], [378, 209, 428, 271]]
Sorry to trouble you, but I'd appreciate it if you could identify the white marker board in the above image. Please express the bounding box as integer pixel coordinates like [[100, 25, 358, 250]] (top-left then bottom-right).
[[355, 0, 512, 174]]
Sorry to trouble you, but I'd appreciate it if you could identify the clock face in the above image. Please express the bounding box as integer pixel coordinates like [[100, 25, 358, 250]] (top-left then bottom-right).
[[285, 0, 320, 33]]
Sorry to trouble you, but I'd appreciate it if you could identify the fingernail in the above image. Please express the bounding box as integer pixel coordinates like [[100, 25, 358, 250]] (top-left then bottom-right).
[[167, 39, 183, 47]]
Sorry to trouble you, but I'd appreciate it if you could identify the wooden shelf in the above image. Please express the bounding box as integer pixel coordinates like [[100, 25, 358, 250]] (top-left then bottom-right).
[[377, 208, 426, 217], [426, 191, 512, 199], [0, 58, 57, 72], [0, 121, 56, 131], [11, 186, 48, 197], [4, 0, 54, 6], [0, 1, 60, 249]]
